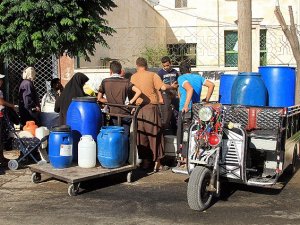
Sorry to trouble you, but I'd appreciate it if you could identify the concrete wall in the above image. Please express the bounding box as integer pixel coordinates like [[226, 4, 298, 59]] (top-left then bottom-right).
[[74, 68, 110, 94], [78, 0, 167, 69]]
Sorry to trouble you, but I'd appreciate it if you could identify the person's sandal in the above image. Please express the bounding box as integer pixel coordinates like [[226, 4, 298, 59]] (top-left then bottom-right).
[[153, 165, 169, 173]]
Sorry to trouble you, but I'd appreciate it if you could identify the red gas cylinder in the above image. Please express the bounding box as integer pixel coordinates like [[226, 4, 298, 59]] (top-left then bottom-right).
[[247, 108, 257, 131], [23, 121, 38, 136]]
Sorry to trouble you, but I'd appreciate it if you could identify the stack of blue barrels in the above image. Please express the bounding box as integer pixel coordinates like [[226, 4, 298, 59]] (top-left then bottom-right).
[[219, 66, 296, 107], [67, 97, 102, 162], [66, 97, 129, 169]]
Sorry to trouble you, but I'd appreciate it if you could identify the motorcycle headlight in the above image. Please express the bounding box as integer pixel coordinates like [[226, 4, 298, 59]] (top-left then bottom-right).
[[198, 107, 213, 121]]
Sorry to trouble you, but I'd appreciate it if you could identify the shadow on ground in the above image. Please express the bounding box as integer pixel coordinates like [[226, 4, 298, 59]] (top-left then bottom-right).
[[78, 168, 152, 195]]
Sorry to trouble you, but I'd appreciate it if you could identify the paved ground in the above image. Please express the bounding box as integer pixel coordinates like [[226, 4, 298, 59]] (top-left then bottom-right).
[[0, 162, 300, 225]]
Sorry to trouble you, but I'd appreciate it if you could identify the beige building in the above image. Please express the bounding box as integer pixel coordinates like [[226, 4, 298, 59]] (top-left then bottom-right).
[[78, 0, 167, 69], [74, 0, 299, 72], [71, 0, 299, 97], [69, 0, 167, 91], [154, 0, 300, 71]]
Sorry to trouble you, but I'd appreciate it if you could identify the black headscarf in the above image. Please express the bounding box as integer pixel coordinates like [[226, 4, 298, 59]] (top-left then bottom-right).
[[55, 72, 89, 125]]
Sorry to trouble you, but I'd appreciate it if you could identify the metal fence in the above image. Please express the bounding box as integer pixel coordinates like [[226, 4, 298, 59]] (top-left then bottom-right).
[[6, 56, 58, 104]]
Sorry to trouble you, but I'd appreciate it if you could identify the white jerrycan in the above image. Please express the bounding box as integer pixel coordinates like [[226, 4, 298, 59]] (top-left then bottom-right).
[[35, 126, 50, 162], [35, 126, 50, 148], [78, 135, 96, 168]]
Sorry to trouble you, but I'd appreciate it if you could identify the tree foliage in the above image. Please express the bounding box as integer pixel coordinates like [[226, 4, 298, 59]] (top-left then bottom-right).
[[0, 0, 117, 64], [141, 45, 168, 68], [275, 6, 300, 104]]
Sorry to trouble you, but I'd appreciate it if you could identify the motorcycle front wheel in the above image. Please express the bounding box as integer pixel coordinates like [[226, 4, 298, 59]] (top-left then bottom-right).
[[187, 166, 214, 211]]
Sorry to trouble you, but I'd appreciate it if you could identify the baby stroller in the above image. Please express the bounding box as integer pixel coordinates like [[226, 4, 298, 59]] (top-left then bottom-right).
[[3, 108, 48, 170]]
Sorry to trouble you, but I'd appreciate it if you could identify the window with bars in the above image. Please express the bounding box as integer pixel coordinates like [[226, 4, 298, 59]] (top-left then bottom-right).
[[175, 0, 187, 8], [260, 29, 267, 66], [167, 43, 196, 66], [224, 30, 238, 67], [224, 29, 267, 67]]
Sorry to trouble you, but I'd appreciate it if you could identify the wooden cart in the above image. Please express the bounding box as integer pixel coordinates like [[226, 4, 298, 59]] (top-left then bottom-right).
[[29, 103, 140, 196]]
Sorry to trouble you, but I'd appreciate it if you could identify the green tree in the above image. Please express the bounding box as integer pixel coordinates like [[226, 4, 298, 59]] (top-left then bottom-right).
[[141, 45, 168, 67], [0, 0, 116, 64]]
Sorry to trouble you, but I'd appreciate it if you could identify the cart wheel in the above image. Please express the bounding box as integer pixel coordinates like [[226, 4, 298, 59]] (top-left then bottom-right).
[[288, 146, 298, 175], [31, 172, 41, 183], [187, 166, 214, 211], [8, 160, 19, 171], [68, 183, 80, 196], [127, 171, 133, 183]]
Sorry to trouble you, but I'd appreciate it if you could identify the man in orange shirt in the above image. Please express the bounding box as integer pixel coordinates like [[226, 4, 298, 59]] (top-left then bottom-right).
[[130, 57, 178, 172]]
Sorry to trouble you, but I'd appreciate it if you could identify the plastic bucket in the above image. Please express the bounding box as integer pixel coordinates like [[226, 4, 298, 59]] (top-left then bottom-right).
[[23, 121, 38, 136]]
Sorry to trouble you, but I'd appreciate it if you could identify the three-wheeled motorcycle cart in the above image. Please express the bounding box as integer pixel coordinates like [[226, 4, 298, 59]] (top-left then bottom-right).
[[185, 103, 300, 211]]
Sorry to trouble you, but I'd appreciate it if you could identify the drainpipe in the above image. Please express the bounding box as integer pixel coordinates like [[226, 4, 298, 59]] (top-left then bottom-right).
[[217, 0, 220, 67]]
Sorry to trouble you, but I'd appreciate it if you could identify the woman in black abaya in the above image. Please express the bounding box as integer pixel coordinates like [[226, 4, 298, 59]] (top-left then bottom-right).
[[55, 72, 89, 125]]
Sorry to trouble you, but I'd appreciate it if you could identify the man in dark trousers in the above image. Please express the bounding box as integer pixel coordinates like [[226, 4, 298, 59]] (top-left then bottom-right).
[[157, 56, 179, 132], [97, 61, 141, 137]]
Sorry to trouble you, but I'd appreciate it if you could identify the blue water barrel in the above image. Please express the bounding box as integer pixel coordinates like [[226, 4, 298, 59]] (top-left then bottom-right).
[[49, 125, 73, 169], [231, 72, 267, 106], [97, 126, 128, 169], [67, 97, 102, 161], [259, 66, 296, 107], [219, 72, 238, 104]]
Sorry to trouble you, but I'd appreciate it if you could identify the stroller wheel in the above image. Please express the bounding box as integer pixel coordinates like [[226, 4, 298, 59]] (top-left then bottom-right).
[[31, 172, 42, 183], [8, 160, 19, 171]]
